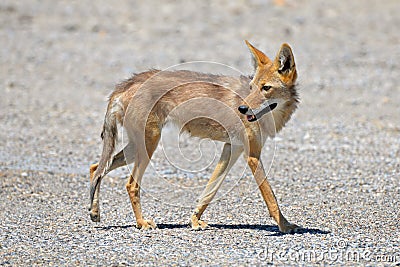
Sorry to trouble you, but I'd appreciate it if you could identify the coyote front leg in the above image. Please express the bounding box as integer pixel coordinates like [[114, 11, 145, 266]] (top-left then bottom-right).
[[247, 153, 299, 233], [125, 161, 156, 230], [126, 132, 160, 230], [191, 143, 243, 230]]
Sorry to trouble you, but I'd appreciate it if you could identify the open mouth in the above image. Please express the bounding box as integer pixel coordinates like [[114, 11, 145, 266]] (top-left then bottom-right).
[[246, 114, 257, 122], [246, 102, 277, 122]]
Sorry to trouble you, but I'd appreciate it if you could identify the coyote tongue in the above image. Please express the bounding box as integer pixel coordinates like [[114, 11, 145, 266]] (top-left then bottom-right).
[[247, 114, 257, 122]]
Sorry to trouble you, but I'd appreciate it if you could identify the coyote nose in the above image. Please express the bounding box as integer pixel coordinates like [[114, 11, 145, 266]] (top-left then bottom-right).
[[238, 105, 249, 114]]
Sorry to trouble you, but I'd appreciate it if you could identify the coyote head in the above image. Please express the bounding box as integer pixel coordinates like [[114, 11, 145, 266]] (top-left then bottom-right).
[[238, 41, 298, 122]]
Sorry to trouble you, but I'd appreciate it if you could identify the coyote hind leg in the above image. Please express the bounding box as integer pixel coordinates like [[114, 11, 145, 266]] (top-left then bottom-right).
[[89, 143, 135, 222]]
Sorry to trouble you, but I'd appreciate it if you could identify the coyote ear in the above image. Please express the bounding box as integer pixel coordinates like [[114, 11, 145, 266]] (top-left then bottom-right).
[[275, 43, 296, 75], [245, 40, 272, 67]]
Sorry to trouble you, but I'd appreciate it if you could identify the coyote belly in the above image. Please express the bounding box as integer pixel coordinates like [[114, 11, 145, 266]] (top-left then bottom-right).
[[89, 41, 299, 233]]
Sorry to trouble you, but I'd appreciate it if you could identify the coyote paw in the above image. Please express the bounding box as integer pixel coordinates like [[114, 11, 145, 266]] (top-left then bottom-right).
[[191, 220, 208, 230], [90, 211, 100, 222], [136, 219, 157, 230], [190, 215, 208, 230], [279, 222, 300, 234]]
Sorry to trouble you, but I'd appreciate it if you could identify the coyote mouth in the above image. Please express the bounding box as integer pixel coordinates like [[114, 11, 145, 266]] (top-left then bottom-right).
[[246, 102, 278, 122], [246, 114, 257, 122]]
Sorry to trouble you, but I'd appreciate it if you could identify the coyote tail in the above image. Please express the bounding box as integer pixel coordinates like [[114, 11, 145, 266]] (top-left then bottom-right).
[[89, 98, 121, 210]]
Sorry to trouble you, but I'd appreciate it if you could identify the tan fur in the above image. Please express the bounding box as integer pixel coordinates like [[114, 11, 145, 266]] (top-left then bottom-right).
[[89, 41, 300, 233]]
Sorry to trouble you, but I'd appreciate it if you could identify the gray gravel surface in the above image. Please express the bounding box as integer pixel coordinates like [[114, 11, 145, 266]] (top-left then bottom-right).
[[1, 0, 399, 266]]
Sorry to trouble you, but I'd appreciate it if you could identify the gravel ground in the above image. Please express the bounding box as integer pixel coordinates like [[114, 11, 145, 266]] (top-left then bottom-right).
[[1, 0, 399, 266]]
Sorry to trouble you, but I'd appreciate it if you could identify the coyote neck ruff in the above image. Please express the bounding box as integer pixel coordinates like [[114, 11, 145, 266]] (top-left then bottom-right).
[[89, 41, 300, 234]]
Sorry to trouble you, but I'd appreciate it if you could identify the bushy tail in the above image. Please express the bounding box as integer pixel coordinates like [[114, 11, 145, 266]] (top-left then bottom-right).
[[89, 104, 119, 211]]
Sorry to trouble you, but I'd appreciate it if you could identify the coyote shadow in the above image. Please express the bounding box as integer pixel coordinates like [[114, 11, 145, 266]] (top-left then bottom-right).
[[95, 223, 188, 231], [96, 223, 330, 235], [159, 223, 330, 235], [95, 224, 135, 230], [209, 224, 330, 236]]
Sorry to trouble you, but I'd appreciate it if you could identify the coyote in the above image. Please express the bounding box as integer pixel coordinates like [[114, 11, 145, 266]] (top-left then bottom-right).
[[89, 41, 299, 233]]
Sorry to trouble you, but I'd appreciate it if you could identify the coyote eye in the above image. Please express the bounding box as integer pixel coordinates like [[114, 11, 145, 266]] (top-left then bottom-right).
[[262, 85, 272, 91]]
